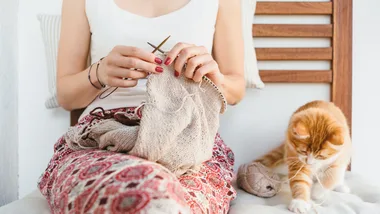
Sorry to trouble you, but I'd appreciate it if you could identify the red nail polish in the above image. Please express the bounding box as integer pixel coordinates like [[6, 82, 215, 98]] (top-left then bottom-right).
[[164, 57, 172, 65], [155, 57, 162, 64], [156, 66, 163, 73], [174, 71, 180, 77]]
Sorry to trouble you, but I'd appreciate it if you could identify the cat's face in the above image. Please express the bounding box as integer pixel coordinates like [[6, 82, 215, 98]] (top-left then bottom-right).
[[288, 111, 345, 165]]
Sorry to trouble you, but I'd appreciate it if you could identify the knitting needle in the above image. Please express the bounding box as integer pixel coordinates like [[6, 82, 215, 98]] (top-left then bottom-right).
[[147, 42, 166, 54], [149, 38, 190, 71], [148, 37, 186, 69], [99, 37, 171, 99], [150, 35, 171, 54]]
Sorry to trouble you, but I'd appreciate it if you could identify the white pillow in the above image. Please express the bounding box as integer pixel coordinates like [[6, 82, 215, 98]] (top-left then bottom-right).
[[37, 3, 263, 109], [37, 14, 61, 109], [241, 0, 264, 88]]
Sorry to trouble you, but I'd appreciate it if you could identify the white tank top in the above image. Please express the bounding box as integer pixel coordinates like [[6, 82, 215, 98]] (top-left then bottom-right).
[[80, 0, 219, 120]]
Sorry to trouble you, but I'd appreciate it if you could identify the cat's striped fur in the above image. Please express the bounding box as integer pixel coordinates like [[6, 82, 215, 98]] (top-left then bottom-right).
[[255, 100, 352, 213]]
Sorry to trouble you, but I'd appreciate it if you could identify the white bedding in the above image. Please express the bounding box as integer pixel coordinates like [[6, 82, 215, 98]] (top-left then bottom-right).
[[1, 172, 380, 214], [229, 172, 380, 214]]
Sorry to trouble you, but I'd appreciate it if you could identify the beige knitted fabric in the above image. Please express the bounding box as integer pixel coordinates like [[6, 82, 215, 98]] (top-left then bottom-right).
[[64, 54, 226, 176], [236, 162, 281, 198]]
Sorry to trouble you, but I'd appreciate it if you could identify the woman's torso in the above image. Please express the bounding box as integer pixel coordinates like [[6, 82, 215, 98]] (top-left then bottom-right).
[[80, 0, 219, 119]]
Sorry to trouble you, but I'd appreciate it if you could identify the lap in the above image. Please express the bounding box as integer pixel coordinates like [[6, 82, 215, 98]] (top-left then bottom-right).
[[37, 108, 236, 214], [47, 148, 188, 213]]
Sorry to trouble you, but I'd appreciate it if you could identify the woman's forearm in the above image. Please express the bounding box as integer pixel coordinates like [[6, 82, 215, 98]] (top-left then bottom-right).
[[221, 73, 246, 106], [57, 65, 102, 111]]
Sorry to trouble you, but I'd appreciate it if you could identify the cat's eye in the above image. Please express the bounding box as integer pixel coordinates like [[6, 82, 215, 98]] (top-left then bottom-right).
[[298, 150, 307, 155], [316, 155, 325, 159]]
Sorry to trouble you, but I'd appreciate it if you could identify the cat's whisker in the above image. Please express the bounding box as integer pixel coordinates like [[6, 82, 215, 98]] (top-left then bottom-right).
[[285, 158, 301, 163], [286, 158, 299, 163], [319, 166, 334, 179], [323, 170, 334, 181], [323, 165, 334, 173], [287, 160, 302, 168], [285, 157, 300, 159], [287, 160, 298, 164], [286, 163, 299, 170]]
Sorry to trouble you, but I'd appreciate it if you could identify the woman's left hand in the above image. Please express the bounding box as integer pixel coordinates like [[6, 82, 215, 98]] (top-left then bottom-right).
[[163, 42, 225, 86]]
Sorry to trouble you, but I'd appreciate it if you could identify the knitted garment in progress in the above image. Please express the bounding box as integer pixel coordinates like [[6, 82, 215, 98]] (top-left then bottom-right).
[[64, 54, 227, 176]]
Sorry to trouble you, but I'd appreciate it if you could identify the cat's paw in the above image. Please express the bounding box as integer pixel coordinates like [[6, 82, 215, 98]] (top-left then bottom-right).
[[311, 185, 327, 201], [334, 184, 350, 193], [288, 199, 311, 213]]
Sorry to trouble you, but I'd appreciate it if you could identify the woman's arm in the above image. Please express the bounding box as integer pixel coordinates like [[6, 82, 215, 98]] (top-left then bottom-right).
[[212, 0, 245, 105], [57, 0, 99, 111], [57, 0, 163, 111]]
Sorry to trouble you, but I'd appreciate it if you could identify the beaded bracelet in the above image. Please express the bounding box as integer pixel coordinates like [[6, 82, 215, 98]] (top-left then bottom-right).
[[96, 57, 106, 88], [88, 62, 101, 90]]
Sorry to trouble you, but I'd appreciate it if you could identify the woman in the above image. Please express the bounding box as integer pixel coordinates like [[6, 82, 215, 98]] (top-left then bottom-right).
[[38, 0, 245, 213]]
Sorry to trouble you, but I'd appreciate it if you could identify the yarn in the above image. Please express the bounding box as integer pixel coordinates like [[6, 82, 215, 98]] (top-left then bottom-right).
[[236, 162, 282, 198], [237, 161, 329, 214], [63, 54, 227, 177], [237, 161, 308, 197]]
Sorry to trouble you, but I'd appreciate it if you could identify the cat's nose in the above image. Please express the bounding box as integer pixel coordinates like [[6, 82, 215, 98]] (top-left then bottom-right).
[[306, 157, 315, 165]]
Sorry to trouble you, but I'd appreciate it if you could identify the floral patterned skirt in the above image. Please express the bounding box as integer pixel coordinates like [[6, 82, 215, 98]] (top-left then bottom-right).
[[38, 107, 237, 214]]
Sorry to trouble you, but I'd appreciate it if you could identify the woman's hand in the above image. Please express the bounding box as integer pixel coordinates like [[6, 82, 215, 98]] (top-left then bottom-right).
[[164, 43, 225, 87], [98, 46, 164, 88]]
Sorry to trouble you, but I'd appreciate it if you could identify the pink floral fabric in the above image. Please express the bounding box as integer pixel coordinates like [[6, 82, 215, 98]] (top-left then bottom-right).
[[38, 107, 236, 214]]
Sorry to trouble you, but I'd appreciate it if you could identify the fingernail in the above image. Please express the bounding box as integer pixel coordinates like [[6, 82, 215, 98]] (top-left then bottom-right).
[[155, 57, 162, 64], [156, 66, 163, 73], [164, 57, 172, 65], [174, 71, 179, 77]]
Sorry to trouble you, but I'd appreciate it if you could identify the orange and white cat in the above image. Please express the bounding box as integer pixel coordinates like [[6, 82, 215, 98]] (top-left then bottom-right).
[[255, 100, 352, 213]]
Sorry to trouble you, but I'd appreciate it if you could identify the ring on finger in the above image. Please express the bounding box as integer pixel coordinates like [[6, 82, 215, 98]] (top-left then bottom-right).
[[182, 54, 198, 70]]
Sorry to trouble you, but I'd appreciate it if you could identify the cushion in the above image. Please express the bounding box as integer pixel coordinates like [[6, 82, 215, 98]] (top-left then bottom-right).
[[37, 14, 61, 109], [229, 172, 380, 214], [36, 0, 263, 109], [241, 0, 264, 89], [0, 190, 50, 214]]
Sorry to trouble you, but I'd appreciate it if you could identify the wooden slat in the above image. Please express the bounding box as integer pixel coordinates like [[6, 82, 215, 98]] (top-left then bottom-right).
[[253, 24, 333, 37], [331, 0, 353, 170], [256, 48, 333, 60], [255, 2, 333, 15], [260, 70, 332, 83], [332, 0, 353, 127]]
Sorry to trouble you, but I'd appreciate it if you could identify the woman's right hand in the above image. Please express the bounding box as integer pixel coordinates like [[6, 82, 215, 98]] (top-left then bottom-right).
[[97, 45, 164, 88]]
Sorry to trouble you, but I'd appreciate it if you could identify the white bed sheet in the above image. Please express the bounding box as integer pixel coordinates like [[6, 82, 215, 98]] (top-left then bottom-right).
[[229, 172, 380, 214], [1, 172, 380, 214], [0, 190, 50, 214]]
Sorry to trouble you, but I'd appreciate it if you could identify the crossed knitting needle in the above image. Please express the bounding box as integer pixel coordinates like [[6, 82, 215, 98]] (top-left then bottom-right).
[[148, 36, 189, 70], [149, 35, 170, 54], [98, 36, 171, 99]]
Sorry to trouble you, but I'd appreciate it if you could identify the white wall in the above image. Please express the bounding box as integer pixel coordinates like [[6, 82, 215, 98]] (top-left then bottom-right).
[[351, 0, 380, 184], [18, 0, 69, 198], [15, 0, 380, 199], [0, 0, 19, 206]]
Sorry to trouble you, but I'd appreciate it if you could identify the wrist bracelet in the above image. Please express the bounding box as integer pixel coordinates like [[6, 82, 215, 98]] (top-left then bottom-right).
[[96, 57, 106, 88], [88, 63, 101, 90]]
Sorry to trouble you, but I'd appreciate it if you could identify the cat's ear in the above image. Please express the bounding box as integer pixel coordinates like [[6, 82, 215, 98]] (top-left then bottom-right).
[[328, 126, 345, 146], [292, 122, 310, 140]]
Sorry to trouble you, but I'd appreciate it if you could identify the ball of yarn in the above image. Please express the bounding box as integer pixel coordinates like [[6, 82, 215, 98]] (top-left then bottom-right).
[[236, 162, 281, 198]]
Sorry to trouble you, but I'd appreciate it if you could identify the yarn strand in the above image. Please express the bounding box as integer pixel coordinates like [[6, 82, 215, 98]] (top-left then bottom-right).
[[134, 78, 206, 114], [238, 162, 331, 214]]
